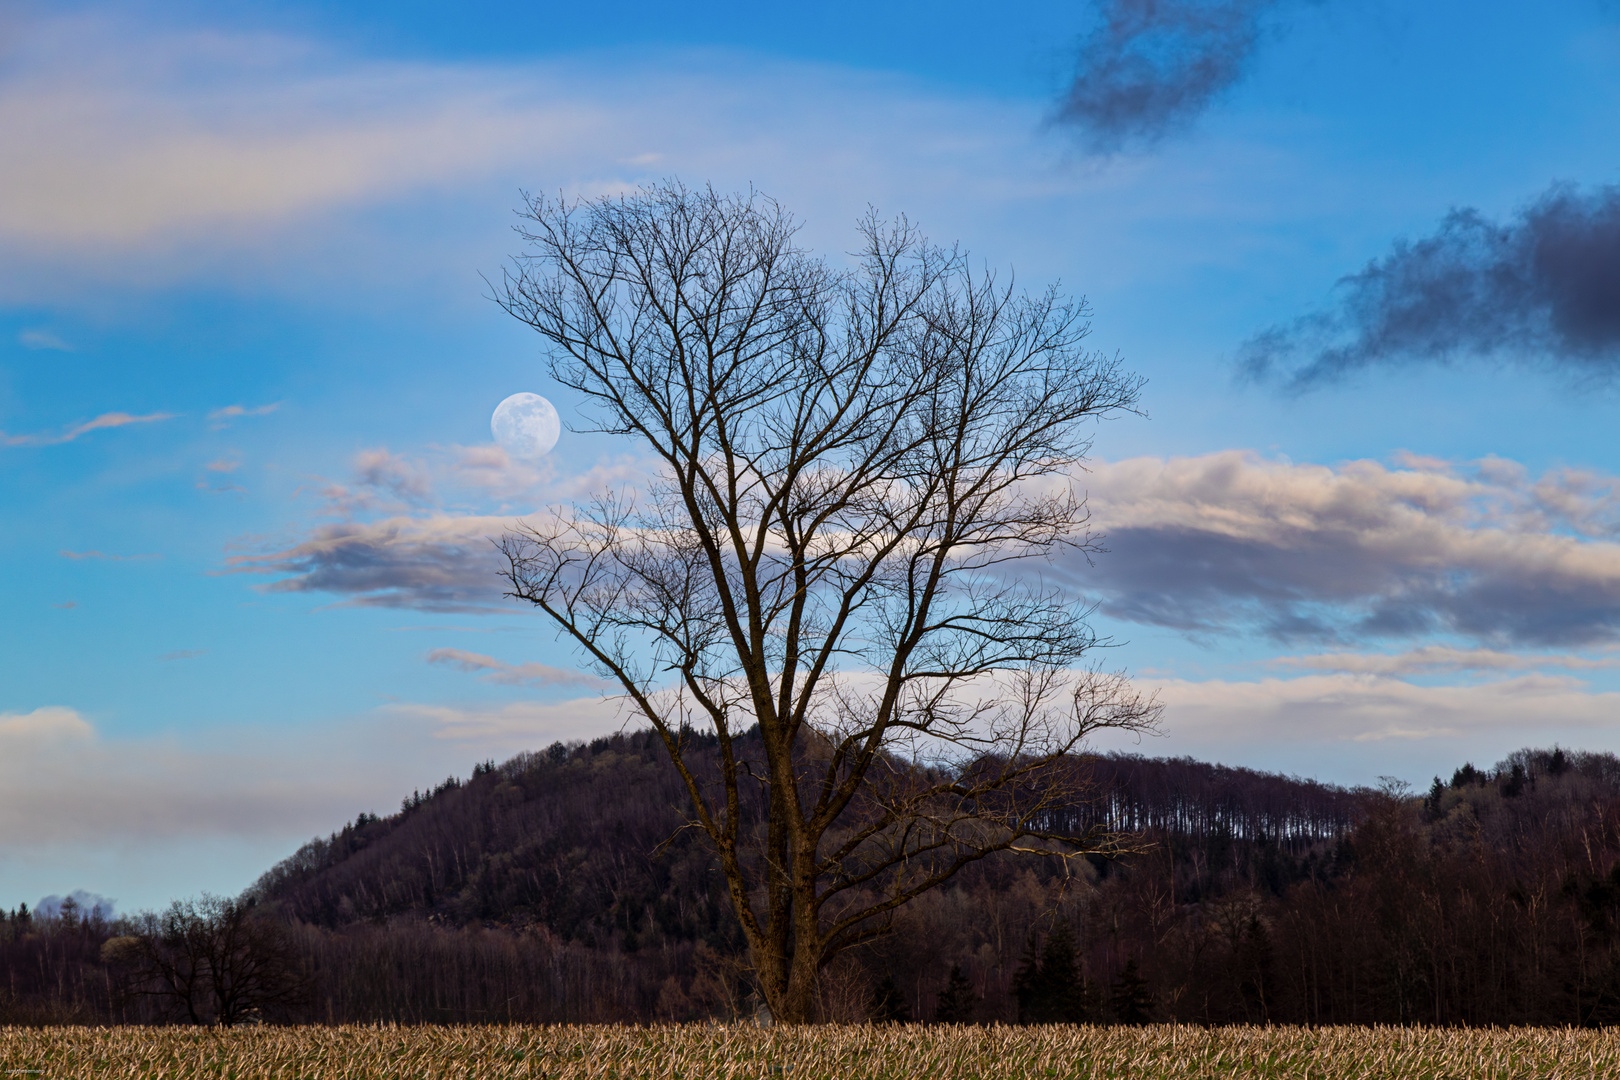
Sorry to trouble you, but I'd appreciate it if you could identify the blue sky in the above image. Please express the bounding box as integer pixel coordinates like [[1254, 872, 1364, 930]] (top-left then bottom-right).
[[4, 0, 1620, 913]]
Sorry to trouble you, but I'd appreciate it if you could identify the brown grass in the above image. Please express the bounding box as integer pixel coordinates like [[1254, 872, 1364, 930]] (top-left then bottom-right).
[[3, 1023, 1617, 1079]]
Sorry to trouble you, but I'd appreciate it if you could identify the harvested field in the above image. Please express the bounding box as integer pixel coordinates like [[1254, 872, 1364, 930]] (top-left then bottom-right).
[[3, 1023, 1618, 1079]]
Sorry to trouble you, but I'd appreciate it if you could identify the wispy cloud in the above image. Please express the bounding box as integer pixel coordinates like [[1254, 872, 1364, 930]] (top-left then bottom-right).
[[0, 10, 1199, 307], [17, 328, 70, 351], [59, 549, 161, 561], [353, 448, 434, 505], [207, 403, 279, 429], [1077, 451, 1620, 647], [2, 410, 176, 448], [382, 696, 625, 742], [159, 649, 206, 661], [1240, 182, 1620, 387], [426, 647, 610, 689]]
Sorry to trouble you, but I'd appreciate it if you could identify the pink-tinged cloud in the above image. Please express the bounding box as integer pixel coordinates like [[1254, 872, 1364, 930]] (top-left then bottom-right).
[[242, 448, 1620, 651], [353, 448, 434, 504], [1143, 672, 1620, 748], [3, 411, 176, 447], [425, 647, 610, 689], [208, 403, 280, 429], [1076, 451, 1620, 647]]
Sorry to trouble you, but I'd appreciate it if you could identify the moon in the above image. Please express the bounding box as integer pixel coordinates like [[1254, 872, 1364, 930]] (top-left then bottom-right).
[[491, 393, 561, 459]]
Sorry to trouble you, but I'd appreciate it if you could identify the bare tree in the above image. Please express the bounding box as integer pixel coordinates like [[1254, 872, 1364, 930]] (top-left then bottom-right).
[[496, 181, 1160, 1022], [107, 895, 307, 1025]]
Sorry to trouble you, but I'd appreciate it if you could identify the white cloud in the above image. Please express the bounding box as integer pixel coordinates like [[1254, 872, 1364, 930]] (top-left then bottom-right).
[[0, 706, 94, 743]]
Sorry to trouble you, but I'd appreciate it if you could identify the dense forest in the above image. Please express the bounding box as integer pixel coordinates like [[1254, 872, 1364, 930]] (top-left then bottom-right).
[[8, 731, 1620, 1026]]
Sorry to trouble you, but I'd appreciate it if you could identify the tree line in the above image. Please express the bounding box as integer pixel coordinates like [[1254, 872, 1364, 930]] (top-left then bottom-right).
[[10, 735, 1620, 1025]]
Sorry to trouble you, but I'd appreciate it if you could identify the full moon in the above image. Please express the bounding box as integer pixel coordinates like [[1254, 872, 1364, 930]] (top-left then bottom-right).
[[491, 393, 561, 458]]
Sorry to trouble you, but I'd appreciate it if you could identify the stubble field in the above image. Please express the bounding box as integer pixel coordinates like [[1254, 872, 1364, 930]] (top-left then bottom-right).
[[3, 1023, 1617, 1079]]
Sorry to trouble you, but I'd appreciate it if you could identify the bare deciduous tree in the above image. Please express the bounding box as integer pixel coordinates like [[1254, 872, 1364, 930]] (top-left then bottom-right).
[[106, 895, 307, 1026], [496, 181, 1159, 1022]]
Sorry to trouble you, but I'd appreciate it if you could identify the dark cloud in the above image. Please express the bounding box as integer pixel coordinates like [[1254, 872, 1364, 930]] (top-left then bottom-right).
[[1055, 0, 1288, 150], [1241, 183, 1620, 388], [228, 515, 516, 612]]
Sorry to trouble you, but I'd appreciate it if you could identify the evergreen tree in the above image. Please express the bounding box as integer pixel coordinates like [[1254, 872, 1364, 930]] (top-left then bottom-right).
[[1012, 933, 1042, 1023], [934, 963, 977, 1023], [1038, 922, 1093, 1022], [1110, 959, 1155, 1025], [1423, 777, 1445, 821], [1015, 922, 1095, 1023], [1235, 915, 1274, 1021]]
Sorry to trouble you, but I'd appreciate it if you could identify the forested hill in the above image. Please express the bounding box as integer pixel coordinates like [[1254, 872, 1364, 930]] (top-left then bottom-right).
[[249, 729, 1368, 938]]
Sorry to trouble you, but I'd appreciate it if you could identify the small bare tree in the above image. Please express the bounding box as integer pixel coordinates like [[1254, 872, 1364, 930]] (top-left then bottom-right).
[[497, 181, 1159, 1023]]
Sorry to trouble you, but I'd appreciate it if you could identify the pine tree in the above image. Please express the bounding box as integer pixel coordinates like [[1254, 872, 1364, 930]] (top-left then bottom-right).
[[1015, 922, 1096, 1023], [1236, 914, 1275, 1021], [1110, 959, 1155, 1025], [1012, 933, 1042, 1023], [1038, 922, 1092, 1023], [934, 963, 978, 1023]]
